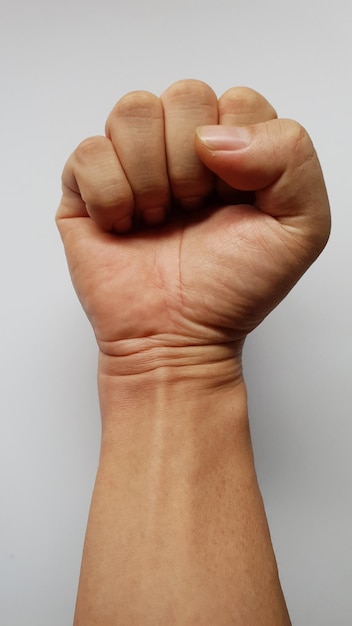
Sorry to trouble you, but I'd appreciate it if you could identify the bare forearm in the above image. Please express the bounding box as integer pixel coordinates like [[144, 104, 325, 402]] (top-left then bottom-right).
[[74, 351, 290, 625]]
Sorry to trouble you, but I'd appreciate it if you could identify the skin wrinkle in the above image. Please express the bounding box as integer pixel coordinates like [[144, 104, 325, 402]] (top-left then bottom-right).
[[177, 222, 185, 311]]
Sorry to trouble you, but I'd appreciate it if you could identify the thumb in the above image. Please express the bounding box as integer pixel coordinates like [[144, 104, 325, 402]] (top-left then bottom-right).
[[195, 119, 331, 254]]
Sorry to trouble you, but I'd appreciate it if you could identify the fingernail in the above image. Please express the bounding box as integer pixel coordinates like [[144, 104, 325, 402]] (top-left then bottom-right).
[[196, 126, 250, 150]]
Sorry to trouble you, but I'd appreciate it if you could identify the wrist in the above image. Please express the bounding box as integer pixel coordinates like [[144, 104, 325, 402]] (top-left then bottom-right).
[[97, 339, 246, 429]]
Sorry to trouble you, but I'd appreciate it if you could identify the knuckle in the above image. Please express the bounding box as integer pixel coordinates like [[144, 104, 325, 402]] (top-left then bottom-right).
[[162, 79, 216, 107], [106, 90, 160, 127], [94, 181, 120, 206], [75, 136, 107, 162], [133, 179, 167, 199], [171, 173, 213, 201], [90, 182, 133, 215], [219, 86, 277, 120], [282, 119, 316, 164], [220, 86, 260, 108]]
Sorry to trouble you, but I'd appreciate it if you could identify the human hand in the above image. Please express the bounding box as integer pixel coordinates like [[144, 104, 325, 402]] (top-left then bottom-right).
[[56, 80, 330, 374]]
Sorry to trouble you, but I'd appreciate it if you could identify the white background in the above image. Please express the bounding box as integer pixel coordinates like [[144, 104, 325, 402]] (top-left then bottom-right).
[[1, 1, 351, 624]]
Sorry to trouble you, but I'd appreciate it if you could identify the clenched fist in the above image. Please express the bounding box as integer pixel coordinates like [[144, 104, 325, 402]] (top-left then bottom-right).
[[56, 79, 330, 371]]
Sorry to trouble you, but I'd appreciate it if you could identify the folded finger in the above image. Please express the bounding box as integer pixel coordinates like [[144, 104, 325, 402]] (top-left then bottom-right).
[[106, 91, 170, 226], [218, 86, 277, 126], [58, 135, 134, 233], [161, 79, 218, 210]]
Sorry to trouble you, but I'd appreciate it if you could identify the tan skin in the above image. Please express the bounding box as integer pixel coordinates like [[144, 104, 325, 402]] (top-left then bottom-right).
[[57, 80, 330, 625]]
